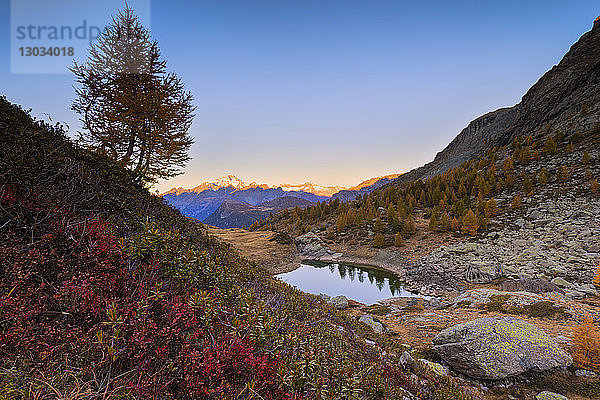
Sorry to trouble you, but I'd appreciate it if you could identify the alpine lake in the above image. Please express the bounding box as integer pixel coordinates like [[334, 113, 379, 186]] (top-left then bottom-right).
[[276, 261, 422, 305]]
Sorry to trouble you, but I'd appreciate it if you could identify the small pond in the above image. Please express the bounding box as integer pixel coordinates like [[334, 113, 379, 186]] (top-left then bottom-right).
[[276, 261, 421, 304]]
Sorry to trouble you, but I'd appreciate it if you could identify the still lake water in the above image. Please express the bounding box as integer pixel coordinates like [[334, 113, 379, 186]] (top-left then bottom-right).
[[277, 261, 420, 304]]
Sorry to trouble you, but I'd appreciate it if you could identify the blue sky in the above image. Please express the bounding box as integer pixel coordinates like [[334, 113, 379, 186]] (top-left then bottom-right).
[[1, 1, 598, 192]]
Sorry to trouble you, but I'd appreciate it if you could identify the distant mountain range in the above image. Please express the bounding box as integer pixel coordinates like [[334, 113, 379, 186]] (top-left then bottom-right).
[[162, 174, 400, 228]]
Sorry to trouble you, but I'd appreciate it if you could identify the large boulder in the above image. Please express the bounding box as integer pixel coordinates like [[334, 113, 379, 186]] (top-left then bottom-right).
[[330, 295, 349, 309], [318, 294, 349, 309], [358, 315, 384, 333], [433, 317, 572, 379], [536, 391, 569, 400], [465, 263, 504, 283], [295, 232, 330, 258]]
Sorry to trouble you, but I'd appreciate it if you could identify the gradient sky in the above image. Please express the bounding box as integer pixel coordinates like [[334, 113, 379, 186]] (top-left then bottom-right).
[[1, 1, 599, 192]]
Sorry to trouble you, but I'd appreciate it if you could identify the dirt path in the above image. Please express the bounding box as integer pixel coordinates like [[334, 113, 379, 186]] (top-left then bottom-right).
[[207, 227, 301, 274]]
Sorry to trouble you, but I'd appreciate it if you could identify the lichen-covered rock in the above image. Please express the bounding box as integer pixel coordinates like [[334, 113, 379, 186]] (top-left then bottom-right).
[[536, 391, 569, 400], [399, 351, 414, 367], [452, 288, 568, 309], [295, 232, 330, 258], [330, 295, 348, 309], [319, 294, 349, 309], [419, 359, 448, 376], [433, 317, 572, 379], [358, 315, 383, 333], [465, 263, 503, 283]]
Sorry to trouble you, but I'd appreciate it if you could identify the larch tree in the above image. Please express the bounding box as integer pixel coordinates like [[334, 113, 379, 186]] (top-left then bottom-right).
[[71, 5, 194, 184]]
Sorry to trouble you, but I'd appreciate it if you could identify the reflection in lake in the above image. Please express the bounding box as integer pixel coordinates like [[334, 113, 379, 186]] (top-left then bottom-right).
[[276, 261, 420, 305]]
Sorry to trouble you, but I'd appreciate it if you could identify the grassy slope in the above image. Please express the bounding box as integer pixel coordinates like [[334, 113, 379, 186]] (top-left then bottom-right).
[[0, 97, 475, 399]]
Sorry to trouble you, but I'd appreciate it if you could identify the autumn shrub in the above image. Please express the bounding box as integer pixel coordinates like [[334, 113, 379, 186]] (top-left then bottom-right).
[[508, 301, 568, 318], [482, 295, 510, 312], [572, 315, 600, 372]]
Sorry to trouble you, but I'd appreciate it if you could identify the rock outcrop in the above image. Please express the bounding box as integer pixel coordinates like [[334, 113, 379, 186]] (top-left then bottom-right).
[[358, 315, 384, 333], [536, 391, 569, 400], [295, 232, 332, 259], [433, 317, 572, 379], [319, 294, 349, 309], [409, 194, 600, 295]]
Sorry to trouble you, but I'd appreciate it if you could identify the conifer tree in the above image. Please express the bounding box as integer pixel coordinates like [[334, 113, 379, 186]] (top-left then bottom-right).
[[582, 150, 591, 164], [484, 199, 498, 218], [373, 233, 385, 248], [461, 209, 479, 236], [450, 217, 461, 232], [71, 5, 194, 184], [544, 136, 557, 154], [522, 176, 533, 194], [439, 212, 451, 232], [538, 168, 548, 185], [374, 217, 384, 233], [559, 165, 569, 181], [503, 157, 514, 172], [402, 216, 416, 237], [394, 232, 403, 247], [428, 212, 438, 231], [336, 214, 347, 232], [511, 195, 522, 209], [591, 180, 599, 195]]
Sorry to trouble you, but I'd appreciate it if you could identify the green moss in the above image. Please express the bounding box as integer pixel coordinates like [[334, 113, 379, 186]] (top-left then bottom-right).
[[482, 294, 510, 312], [508, 301, 569, 318], [532, 372, 600, 398]]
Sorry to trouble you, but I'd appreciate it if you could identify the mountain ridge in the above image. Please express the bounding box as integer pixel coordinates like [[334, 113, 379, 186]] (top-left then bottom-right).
[[163, 173, 402, 197], [163, 173, 402, 226]]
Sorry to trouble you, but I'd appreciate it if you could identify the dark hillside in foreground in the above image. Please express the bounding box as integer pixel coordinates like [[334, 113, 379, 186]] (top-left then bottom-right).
[[0, 97, 475, 399]]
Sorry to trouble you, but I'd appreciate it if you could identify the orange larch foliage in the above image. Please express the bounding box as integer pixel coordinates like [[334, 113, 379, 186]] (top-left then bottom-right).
[[573, 314, 600, 372], [461, 209, 479, 236], [593, 263, 600, 290]]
